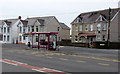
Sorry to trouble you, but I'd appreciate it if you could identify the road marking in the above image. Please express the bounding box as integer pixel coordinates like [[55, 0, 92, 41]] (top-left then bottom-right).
[[0, 58, 66, 74], [98, 63, 110, 66], [76, 60, 86, 63], [47, 57, 53, 59], [60, 58, 68, 61], [71, 55, 120, 63]]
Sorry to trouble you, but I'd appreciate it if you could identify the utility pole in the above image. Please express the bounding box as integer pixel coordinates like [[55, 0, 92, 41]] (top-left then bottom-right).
[[107, 8, 111, 48]]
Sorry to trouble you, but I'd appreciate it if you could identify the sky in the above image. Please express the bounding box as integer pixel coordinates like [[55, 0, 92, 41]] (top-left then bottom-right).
[[0, 0, 120, 28]]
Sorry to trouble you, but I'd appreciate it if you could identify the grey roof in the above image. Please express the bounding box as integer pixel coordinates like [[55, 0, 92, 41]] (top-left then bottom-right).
[[0, 20, 3, 28], [3, 19, 18, 27], [20, 20, 28, 27], [71, 8, 120, 24], [37, 19, 44, 25], [60, 23, 70, 29], [26, 16, 55, 26]]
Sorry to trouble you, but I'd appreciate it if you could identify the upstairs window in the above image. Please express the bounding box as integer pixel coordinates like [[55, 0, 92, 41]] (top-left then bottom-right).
[[79, 25, 82, 31], [23, 27, 26, 33], [28, 27, 30, 32], [97, 24, 101, 31], [36, 26, 38, 32], [75, 25, 78, 31], [85, 25, 88, 31], [57, 27, 60, 31], [103, 24, 107, 31], [4, 27, 6, 33], [90, 24, 93, 31], [32, 26, 34, 32]]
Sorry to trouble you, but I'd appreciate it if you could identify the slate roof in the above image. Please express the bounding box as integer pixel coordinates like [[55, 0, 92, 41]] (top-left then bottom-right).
[[59, 23, 70, 29], [3, 19, 19, 27], [20, 20, 28, 27], [71, 8, 120, 24], [26, 16, 55, 26]]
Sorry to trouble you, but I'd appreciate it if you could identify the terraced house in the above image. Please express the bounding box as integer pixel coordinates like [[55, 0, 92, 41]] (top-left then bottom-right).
[[71, 8, 120, 45], [0, 16, 70, 44]]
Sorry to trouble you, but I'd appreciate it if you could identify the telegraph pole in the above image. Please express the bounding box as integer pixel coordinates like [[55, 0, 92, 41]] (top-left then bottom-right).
[[107, 8, 111, 48]]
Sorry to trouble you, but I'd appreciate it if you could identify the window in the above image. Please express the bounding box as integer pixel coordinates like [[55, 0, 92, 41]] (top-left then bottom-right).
[[23, 27, 25, 33], [97, 35, 101, 40], [97, 24, 101, 31], [19, 36, 22, 41], [75, 25, 78, 31], [79, 25, 82, 31], [36, 36, 38, 42], [20, 26, 22, 33], [32, 26, 34, 32], [77, 17, 81, 23], [90, 25, 93, 31], [36, 26, 38, 32], [7, 27, 10, 33], [103, 24, 107, 31], [40, 26, 44, 32], [7, 35, 9, 41], [28, 27, 30, 32], [79, 37, 82, 42], [4, 27, 6, 33], [103, 35, 105, 41], [4, 35, 6, 41], [85, 25, 88, 31], [75, 35, 78, 41], [57, 27, 60, 31], [23, 36, 26, 40]]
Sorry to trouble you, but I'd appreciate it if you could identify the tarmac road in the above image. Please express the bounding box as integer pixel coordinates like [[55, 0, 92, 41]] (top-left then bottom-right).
[[1, 44, 119, 74]]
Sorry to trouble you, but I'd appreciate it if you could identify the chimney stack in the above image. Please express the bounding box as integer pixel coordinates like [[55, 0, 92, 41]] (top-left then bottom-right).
[[18, 16, 21, 19]]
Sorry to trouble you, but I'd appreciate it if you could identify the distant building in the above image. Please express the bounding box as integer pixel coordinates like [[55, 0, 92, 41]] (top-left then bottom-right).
[[71, 8, 120, 44]]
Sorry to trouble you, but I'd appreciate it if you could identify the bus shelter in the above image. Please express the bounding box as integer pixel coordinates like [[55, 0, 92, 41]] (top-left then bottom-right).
[[31, 32, 58, 50]]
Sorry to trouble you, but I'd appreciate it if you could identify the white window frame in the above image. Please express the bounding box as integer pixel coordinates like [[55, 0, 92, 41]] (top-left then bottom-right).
[[75, 25, 78, 31], [79, 25, 82, 31], [90, 24, 93, 31], [85, 25, 88, 31], [103, 24, 107, 31], [97, 35, 101, 40], [97, 24, 101, 31]]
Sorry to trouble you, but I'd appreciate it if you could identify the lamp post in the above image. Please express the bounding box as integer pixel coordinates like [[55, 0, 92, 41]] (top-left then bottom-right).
[[107, 8, 111, 48]]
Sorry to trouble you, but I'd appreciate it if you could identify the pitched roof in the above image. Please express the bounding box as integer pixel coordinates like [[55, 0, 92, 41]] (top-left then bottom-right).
[[26, 16, 55, 26], [20, 20, 28, 27], [71, 8, 120, 24], [59, 23, 70, 29], [3, 19, 19, 27]]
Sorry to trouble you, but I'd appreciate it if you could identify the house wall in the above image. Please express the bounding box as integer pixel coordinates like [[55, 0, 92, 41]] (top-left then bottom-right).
[[110, 12, 119, 42], [11, 20, 20, 44], [44, 17, 61, 41], [2, 22, 11, 43], [59, 27, 70, 41]]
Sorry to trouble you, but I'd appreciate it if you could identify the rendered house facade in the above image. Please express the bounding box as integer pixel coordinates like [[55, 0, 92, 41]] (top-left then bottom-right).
[[0, 16, 70, 44], [71, 8, 120, 44]]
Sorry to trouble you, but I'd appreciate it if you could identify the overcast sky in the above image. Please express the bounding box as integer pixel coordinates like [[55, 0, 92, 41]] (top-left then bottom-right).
[[0, 0, 120, 28]]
